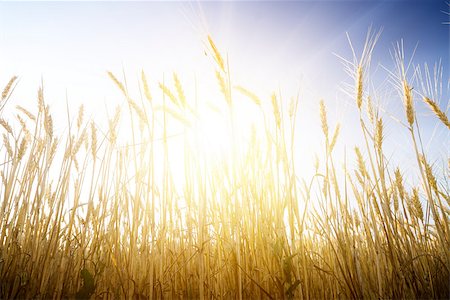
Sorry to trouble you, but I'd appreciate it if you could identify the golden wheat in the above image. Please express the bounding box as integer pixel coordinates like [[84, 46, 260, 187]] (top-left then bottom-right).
[[1, 75, 17, 100], [0, 34, 448, 300], [173, 73, 186, 108], [141, 70, 152, 103], [319, 99, 328, 138], [423, 96, 450, 130], [402, 80, 415, 126], [208, 35, 225, 72], [356, 65, 363, 110]]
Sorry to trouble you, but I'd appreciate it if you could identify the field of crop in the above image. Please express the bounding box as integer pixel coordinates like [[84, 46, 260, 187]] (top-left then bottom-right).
[[0, 31, 449, 299]]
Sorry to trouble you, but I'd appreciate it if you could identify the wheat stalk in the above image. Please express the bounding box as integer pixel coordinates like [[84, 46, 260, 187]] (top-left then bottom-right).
[[107, 71, 127, 96], [108, 107, 121, 144], [17, 115, 31, 141], [411, 188, 423, 221], [72, 129, 87, 157], [3, 133, 13, 158], [235, 86, 261, 106], [319, 100, 328, 138], [159, 82, 178, 106], [16, 136, 28, 161], [366, 96, 375, 124], [127, 98, 148, 124], [141, 70, 152, 103], [423, 97, 450, 130], [0, 119, 13, 135], [173, 73, 186, 108], [356, 65, 363, 110], [77, 105, 84, 129], [90, 122, 97, 160], [394, 168, 405, 201], [208, 35, 225, 72], [2, 76, 17, 100], [272, 93, 281, 129], [216, 71, 231, 106], [38, 87, 44, 113], [355, 147, 367, 179], [44, 106, 53, 139], [329, 124, 340, 152], [402, 80, 414, 126], [375, 118, 383, 150], [16, 105, 36, 122]]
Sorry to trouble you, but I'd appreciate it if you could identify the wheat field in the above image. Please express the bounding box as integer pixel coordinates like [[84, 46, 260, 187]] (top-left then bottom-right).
[[0, 31, 449, 299]]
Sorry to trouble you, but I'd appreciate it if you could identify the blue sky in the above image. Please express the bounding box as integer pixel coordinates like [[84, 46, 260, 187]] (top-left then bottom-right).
[[0, 1, 447, 98], [0, 0, 448, 179]]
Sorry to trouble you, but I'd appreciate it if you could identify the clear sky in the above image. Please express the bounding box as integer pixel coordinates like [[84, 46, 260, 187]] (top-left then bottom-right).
[[0, 0, 448, 181]]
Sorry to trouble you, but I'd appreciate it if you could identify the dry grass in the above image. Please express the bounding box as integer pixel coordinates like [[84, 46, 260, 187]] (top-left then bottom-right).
[[0, 35, 449, 300]]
